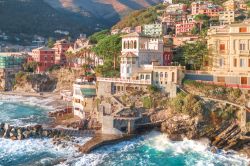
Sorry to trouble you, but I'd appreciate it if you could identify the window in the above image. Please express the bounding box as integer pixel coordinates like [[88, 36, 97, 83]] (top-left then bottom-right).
[[129, 41, 133, 49], [234, 59, 237, 67], [140, 75, 144, 79], [155, 72, 159, 77], [241, 77, 248, 85], [172, 72, 175, 82], [217, 77, 225, 83], [123, 41, 126, 49], [240, 59, 245, 67], [127, 67, 130, 73], [248, 59, 250, 67], [240, 43, 246, 50], [160, 72, 163, 78], [134, 40, 137, 49], [239, 27, 247, 33], [165, 72, 168, 78], [219, 59, 224, 67], [146, 75, 150, 80], [220, 44, 225, 51]]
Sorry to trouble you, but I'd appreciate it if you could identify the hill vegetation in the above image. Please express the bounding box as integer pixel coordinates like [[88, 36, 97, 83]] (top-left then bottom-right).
[[112, 4, 165, 29], [0, 0, 106, 45]]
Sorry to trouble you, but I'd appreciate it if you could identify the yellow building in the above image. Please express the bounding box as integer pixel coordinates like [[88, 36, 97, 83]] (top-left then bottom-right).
[[207, 20, 250, 86], [223, 0, 237, 11]]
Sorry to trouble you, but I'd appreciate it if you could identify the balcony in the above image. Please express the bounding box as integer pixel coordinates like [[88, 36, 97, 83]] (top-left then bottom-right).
[[239, 50, 250, 56], [97, 77, 151, 85]]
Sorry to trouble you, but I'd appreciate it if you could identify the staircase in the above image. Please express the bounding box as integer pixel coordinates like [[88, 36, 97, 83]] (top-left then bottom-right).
[[212, 122, 242, 150]]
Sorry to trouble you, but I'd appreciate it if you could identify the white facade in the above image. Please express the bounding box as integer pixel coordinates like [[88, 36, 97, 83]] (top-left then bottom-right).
[[120, 32, 164, 79], [219, 11, 235, 25], [72, 79, 96, 119]]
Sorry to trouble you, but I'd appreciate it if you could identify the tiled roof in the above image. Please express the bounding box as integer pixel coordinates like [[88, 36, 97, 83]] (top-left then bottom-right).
[[34, 46, 54, 51]]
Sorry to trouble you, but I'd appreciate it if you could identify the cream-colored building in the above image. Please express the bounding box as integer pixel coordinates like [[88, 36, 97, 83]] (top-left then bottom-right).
[[219, 11, 235, 24], [72, 78, 96, 119], [121, 32, 164, 79], [207, 20, 250, 85]]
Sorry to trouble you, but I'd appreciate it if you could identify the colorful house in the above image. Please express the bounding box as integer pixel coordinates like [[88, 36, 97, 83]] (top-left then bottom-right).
[[53, 39, 71, 65], [31, 47, 55, 73]]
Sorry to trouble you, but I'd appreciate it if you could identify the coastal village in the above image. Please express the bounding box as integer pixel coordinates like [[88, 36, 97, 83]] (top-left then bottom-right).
[[1, 0, 250, 159]]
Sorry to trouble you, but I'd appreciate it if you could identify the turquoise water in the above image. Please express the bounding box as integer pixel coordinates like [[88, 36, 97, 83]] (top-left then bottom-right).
[[0, 102, 53, 126], [0, 102, 249, 166]]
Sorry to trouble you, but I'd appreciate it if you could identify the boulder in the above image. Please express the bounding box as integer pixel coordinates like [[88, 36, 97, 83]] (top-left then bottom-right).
[[0, 128, 4, 137], [23, 130, 31, 139], [4, 123, 10, 131], [10, 128, 17, 138]]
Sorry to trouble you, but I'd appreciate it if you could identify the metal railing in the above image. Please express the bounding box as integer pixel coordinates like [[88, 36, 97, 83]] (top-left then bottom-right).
[[97, 77, 151, 85]]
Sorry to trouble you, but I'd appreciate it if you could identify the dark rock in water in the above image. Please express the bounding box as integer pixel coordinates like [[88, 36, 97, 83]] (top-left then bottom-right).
[[3, 130, 10, 138], [17, 134, 24, 140], [23, 130, 31, 138], [10, 128, 17, 137], [0, 128, 4, 137], [42, 130, 49, 137], [4, 123, 10, 131], [0, 123, 4, 129]]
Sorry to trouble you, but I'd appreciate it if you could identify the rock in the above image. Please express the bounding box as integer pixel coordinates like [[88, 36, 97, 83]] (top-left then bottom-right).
[[23, 130, 31, 138], [0, 128, 4, 137], [10, 128, 17, 137], [42, 130, 49, 137], [0, 123, 4, 129], [10, 136, 17, 140], [3, 130, 10, 138], [17, 134, 23, 140], [4, 123, 10, 131]]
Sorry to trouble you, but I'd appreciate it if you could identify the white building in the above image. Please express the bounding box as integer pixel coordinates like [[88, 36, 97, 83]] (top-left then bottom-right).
[[219, 11, 235, 25], [120, 32, 164, 79], [72, 78, 97, 119]]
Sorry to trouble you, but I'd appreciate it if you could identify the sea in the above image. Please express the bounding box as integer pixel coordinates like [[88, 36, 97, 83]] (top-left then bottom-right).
[[0, 96, 249, 166]]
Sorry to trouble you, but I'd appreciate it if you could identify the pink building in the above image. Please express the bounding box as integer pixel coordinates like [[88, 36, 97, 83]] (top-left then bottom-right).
[[53, 39, 71, 65], [134, 26, 143, 33], [31, 47, 55, 73], [163, 48, 173, 66], [175, 22, 196, 35], [191, 1, 223, 17]]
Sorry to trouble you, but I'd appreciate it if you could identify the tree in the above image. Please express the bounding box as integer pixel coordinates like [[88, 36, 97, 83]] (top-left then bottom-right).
[[191, 25, 200, 35], [23, 62, 38, 72], [92, 34, 121, 70], [183, 41, 208, 70], [47, 37, 55, 48], [194, 14, 210, 32]]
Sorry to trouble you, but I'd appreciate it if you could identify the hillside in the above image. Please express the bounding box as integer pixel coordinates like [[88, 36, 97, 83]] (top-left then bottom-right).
[[113, 3, 165, 29], [45, 0, 162, 22], [0, 0, 161, 45], [0, 0, 105, 45]]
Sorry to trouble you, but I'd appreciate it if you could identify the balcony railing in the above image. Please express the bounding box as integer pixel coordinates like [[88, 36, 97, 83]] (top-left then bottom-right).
[[97, 77, 151, 85]]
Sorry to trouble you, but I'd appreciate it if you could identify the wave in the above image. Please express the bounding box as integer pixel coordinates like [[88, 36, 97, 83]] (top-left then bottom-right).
[[0, 137, 91, 166], [0, 94, 55, 110], [60, 131, 249, 166]]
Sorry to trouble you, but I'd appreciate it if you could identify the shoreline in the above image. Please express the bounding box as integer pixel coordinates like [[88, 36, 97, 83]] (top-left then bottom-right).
[[0, 91, 69, 110]]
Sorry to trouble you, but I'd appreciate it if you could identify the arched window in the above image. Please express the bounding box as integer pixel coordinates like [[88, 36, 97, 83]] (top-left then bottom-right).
[[129, 41, 133, 49], [134, 40, 137, 49]]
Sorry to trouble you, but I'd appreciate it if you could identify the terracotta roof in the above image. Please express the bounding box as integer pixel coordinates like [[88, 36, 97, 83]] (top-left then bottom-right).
[[122, 32, 148, 38], [33, 46, 54, 51], [121, 52, 137, 58]]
